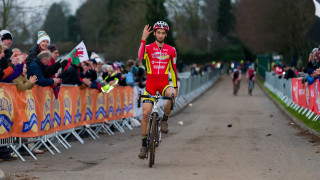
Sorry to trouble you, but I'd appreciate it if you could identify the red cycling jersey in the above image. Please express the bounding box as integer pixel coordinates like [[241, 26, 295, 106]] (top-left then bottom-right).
[[138, 40, 178, 96]]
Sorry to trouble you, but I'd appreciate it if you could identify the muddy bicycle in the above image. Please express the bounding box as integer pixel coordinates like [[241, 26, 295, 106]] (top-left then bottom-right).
[[138, 91, 174, 168]]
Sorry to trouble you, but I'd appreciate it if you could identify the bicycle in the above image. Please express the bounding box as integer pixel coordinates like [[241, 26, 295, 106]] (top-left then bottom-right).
[[233, 79, 240, 95], [248, 79, 254, 96], [137, 91, 174, 168]]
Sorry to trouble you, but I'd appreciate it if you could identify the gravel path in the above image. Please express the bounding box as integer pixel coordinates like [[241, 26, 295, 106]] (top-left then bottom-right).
[[2, 75, 320, 180]]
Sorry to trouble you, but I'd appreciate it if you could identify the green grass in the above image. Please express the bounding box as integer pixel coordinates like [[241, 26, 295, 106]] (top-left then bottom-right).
[[261, 82, 320, 133]]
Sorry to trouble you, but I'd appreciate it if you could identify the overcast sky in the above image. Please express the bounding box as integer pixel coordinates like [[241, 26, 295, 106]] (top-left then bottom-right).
[[22, 0, 85, 15]]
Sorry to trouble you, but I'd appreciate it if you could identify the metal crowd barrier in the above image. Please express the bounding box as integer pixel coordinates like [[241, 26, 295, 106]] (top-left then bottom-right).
[[0, 70, 220, 161], [264, 72, 319, 122]]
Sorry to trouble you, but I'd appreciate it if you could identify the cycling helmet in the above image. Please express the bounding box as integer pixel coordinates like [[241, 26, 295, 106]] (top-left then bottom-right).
[[153, 21, 169, 32]]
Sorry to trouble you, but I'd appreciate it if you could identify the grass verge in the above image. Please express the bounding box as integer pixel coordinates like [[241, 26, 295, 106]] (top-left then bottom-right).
[[261, 81, 320, 133]]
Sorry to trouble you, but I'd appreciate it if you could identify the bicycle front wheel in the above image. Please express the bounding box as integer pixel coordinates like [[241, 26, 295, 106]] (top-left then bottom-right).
[[149, 112, 157, 167]]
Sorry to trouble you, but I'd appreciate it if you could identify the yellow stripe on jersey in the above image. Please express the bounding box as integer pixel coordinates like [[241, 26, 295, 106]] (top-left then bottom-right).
[[165, 62, 170, 74], [169, 59, 178, 87], [144, 52, 152, 74]]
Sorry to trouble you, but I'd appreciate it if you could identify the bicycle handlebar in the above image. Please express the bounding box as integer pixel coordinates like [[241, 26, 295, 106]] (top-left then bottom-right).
[[137, 91, 174, 110]]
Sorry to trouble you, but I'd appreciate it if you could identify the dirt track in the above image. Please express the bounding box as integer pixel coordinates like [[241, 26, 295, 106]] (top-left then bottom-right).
[[2, 75, 320, 180]]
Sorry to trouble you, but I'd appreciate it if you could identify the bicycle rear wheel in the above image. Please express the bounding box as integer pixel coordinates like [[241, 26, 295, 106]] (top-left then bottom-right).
[[249, 80, 253, 96], [234, 81, 239, 95], [149, 112, 157, 167]]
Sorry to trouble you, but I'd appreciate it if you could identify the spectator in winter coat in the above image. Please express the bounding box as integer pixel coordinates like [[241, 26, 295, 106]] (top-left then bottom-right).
[[25, 31, 50, 65], [2, 48, 28, 83], [0, 30, 19, 80], [27, 51, 60, 87], [135, 66, 147, 88], [59, 58, 87, 90], [12, 63, 37, 91], [47, 44, 68, 76], [126, 66, 139, 87], [80, 61, 100, 90], [283, 64, 297, 80]]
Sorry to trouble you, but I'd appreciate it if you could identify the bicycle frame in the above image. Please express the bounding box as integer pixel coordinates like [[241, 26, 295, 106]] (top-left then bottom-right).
[[137, 91, 174, 167]]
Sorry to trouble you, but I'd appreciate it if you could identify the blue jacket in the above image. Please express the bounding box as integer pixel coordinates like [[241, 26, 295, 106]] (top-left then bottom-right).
[[126, 72, 135, 87], [27, 57, 54, 87], [306, 76, 317, 85]]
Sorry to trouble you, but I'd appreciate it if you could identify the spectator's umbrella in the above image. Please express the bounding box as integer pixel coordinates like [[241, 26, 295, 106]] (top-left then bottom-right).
[[308, 0, 320, 45]]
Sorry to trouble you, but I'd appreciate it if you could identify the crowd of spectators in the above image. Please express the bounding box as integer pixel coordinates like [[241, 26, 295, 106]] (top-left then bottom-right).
[[0, 29, 147, 161], [271, 62, 298, 80], [270, 47, 320, 83]]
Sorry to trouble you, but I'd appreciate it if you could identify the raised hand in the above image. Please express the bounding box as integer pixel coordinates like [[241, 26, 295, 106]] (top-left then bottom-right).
[[53, 78, 61, 86], [29, 75, 38, 84], [141, 24, 153, 41], [18, 53, 27, 63]]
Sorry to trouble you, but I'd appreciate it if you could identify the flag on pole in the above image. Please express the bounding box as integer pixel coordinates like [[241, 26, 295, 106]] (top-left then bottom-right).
[[308, 0, 320, 45], [70, 41, 89, 65]]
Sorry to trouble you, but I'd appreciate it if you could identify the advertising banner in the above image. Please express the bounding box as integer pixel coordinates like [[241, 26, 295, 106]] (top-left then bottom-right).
[[0, 85, 134, 139]]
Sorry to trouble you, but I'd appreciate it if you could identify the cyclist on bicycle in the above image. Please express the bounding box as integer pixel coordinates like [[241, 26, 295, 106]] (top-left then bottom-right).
[[137, 21, 178, 159], [246, 65, 256, 93], [231, 66, 242, 89]]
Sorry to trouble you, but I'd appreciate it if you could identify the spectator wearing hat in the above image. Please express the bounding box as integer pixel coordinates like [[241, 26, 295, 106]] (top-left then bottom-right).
[[0, 30, 19, 80], [25, 31, 50, 65], [0, 44, 17, 161]]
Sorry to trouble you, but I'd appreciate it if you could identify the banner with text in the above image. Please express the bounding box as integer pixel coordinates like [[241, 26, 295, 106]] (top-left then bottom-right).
[[0, 85, 133, 139]]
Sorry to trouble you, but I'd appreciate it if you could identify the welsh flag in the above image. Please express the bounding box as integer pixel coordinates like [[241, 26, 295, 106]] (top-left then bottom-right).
[[70, 41, 89, 65]]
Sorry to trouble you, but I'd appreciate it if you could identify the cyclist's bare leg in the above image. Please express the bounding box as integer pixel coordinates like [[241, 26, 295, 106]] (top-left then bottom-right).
[[161, 87, 177, 134], [164, 87, 177, 115], [141, 102, 153, 136], [138, 102, 153, 159]]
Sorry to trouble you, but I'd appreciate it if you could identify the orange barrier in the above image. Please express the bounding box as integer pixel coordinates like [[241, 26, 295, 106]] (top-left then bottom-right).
[[0, 84, 134, 139]]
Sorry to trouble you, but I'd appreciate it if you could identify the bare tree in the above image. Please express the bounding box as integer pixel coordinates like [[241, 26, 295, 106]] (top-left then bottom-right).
[[0, 0, 49, 44], [235, 0, 314, 62]]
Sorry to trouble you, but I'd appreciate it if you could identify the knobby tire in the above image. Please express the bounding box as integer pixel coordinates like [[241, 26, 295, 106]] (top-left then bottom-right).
[[149, 112, 157, 168]]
